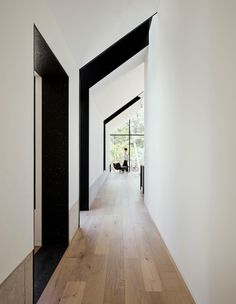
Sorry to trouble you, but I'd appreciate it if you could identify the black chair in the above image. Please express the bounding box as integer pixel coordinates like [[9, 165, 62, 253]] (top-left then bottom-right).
[[113, 162, 127, 172]]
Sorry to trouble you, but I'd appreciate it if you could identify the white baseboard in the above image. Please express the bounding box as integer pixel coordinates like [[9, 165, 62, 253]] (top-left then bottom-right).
[[89, 171, 109, 207], [69, 200, 79, 242]]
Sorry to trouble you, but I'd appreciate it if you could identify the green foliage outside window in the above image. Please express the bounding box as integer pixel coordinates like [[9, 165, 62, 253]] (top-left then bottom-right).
[[110, 108, 144, 171]]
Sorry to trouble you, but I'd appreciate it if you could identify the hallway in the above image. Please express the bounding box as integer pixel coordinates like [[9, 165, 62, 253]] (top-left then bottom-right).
[[38, 173, 195, 304]]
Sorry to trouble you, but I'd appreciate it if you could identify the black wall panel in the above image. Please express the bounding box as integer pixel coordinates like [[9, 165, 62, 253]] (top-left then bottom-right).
[[42, 77, 68, 245], [79, 84, 89, 207]]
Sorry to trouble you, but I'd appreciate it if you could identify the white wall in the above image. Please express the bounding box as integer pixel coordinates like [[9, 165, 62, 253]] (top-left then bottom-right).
[[47, 0, 158, 67], [89, 99, 104, 187], [0, 0, 79, 284], [89, 91, 109, 207], [145, 3, 236, 304]]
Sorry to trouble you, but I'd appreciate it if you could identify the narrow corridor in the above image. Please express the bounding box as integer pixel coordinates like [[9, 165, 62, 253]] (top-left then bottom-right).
[[38, 173, 195, 304]]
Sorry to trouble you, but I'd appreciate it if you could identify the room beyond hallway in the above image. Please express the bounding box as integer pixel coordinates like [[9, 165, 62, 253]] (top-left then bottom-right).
[[37, 173, 195, 304]]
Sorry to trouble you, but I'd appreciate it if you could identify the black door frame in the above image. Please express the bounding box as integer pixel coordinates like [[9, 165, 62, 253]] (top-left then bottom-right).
[[79, 16, 155, 211], [33, 26, 69, 302]]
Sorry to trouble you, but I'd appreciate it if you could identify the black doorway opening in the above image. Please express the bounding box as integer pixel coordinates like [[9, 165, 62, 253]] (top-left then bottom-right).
[[33, 26, 69, 303], [103, 95, 141, 171], [79, 15, 155, 211]]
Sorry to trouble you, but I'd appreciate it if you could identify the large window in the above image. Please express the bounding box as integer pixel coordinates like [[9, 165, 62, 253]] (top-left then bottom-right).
[[110, 108, 144, 171]]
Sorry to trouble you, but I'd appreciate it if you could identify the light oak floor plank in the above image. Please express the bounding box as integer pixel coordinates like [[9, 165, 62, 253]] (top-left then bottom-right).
[[59, 281, 86, 304], [141, 258, 163, 292], [37, 173, 195, 304]]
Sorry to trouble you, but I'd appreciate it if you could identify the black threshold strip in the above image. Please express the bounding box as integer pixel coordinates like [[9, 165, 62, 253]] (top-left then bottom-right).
[[34, 245, 67, 303]]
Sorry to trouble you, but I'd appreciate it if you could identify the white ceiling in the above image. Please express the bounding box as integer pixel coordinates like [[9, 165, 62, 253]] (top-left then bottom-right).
[[46, 0, 155, 125], [91, 48, 147, 93], [47, 0, 159, 67], [90, 60, 144, 119]]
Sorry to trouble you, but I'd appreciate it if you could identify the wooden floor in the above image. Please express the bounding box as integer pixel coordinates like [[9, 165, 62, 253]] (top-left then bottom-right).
[[38, 173, 195, 304]]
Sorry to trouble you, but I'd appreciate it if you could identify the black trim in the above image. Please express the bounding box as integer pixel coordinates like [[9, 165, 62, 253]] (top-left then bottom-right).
[[80, 16, 154, 211], [104, 96, 141, 124], [79, 85, 89, 209]]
